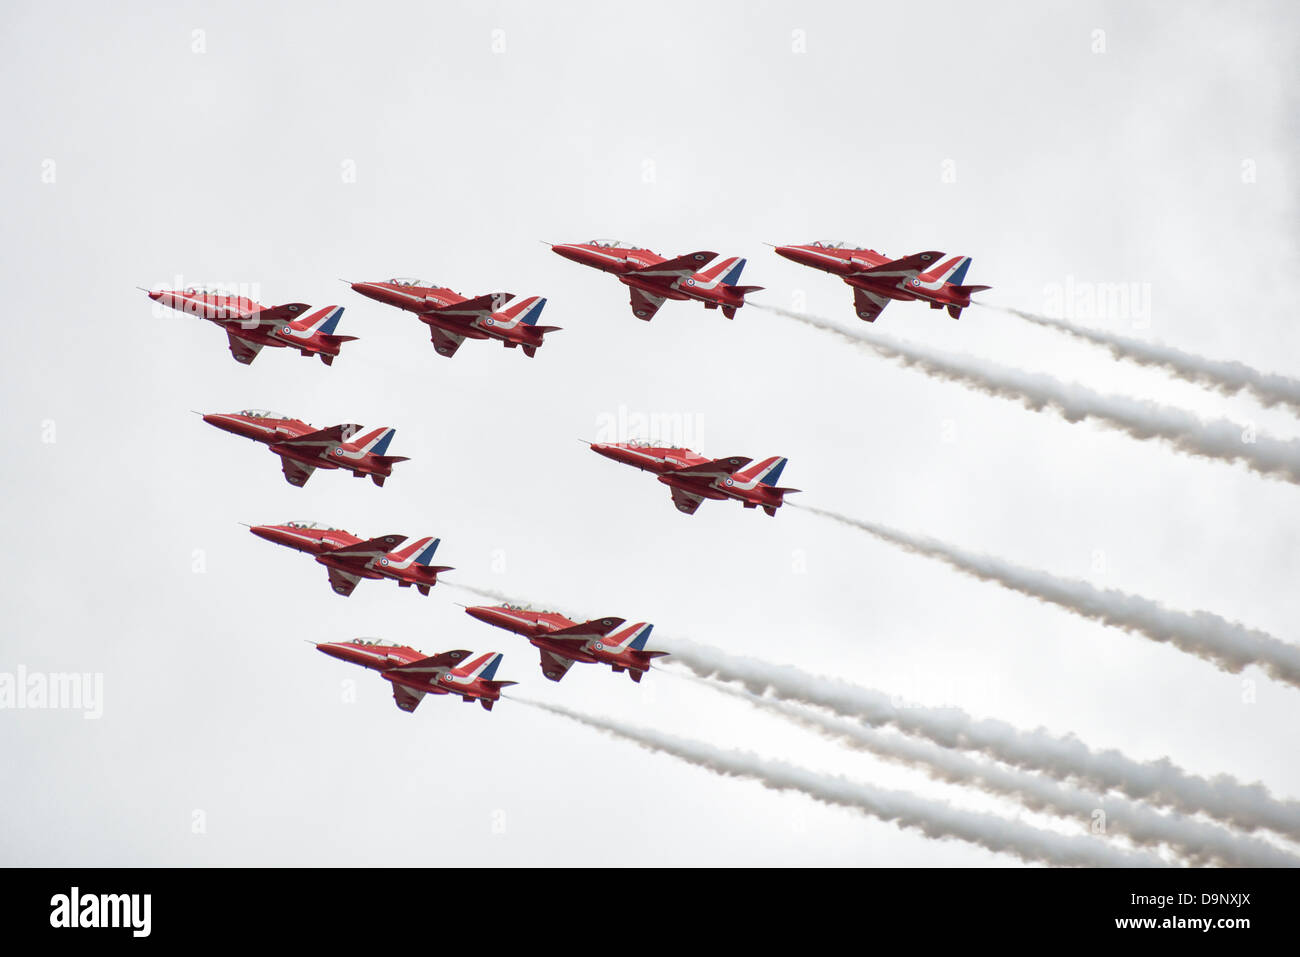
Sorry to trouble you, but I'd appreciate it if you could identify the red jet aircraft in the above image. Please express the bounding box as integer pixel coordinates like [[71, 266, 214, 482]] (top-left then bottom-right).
[[315, 640, 516, 712], [588, 441, 799, 516], [550, 240, 762, 321], [349, 278, 558, 358], [772, 243, 991, 321], [201, 410, 408, 487], [144, 286, 356, 364], [248, 522, 452, 596], [465, 604, 667, 683]]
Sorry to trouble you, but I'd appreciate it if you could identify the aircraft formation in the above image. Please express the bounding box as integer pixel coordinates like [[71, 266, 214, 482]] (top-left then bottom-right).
[[146, 239, 989, 713]]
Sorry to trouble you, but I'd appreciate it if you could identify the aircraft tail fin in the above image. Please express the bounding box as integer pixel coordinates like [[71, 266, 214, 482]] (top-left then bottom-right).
[[496, 295, 547, 326], [944, 257, 972, 287], [289, 305, 345, 336], [351, 426, 396, 456], [414, 537, 441, 566], [471, 652, 506, 681], [736, 455, 789, 487], [693, 255, 748, 288]]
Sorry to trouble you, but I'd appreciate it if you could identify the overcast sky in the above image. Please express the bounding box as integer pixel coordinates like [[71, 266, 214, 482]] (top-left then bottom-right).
[[1, 0, 1297, 866]]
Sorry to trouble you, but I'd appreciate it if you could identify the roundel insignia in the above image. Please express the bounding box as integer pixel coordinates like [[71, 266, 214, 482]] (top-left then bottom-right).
[[635, 310, 647, 317], [486, 318, 495, 325], [333, 447, 342, 455], [693, 254, 706, 260], [725, 477, 734, 486], [594, 642, 604, 650], [912, 278, 920, 286], [545, 670, 558, 678], [380, 558, 389, 566], [686, 278, 695, 286], [922, 254, 932, 260]]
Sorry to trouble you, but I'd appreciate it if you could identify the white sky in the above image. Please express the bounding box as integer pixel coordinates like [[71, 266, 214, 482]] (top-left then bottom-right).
[[1, 0, 1297, 865]]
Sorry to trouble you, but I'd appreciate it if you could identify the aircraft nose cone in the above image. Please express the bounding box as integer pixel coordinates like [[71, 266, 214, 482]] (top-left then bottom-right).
[[773, 246, 800, 262], [146, 290, 163, 301], [248, 525, 278, 543], [465, 606, 495, 625], [315, 642, 347, 662], [550, 244, 583, 264]]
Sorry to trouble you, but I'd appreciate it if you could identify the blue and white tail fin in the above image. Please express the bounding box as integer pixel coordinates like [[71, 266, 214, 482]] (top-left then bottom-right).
[[736, 456, 789, 487], [414, 537, 441, 566], [915, 256, 970, 291], [353, 426, 396, 456], [692, 256, 746, 289], [474, 652, 505, 681], [291, 305, 345, 335], [610, 622, 654, 652], [945, 257, 972, 287], [497, 295, 548, 327]]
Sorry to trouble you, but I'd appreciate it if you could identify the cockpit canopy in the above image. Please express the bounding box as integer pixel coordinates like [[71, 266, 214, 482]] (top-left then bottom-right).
[[627, 439, 682, 450], [284, 521, 340, 531], [183, 284, 236, 296], [807, 241, 858, 250], [587, 239, 645, 250], [387, 277, 439, 288], [238, 409, 285, 419], [351, 637, 402, 647]]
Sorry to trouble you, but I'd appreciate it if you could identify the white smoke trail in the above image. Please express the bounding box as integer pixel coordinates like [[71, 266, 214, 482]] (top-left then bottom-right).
[[517, 697, 1166, 867], [446, 581, 581, 618], [458, 579, 1300, 841], [696, 678, 1300, 867], [445, 582, 526, 604], [996, 306, 1300, 417], [754, 303, 1300, 485], [659, 635, 1300, 841], [795, 503, 1300, 689]]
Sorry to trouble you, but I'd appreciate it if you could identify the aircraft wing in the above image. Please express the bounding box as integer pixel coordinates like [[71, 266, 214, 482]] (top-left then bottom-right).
[[633, 251, 717, 278], [851, 287, 892, 323], [628, 288, 666, 321], [547, 616, 626, 640], [388, 650, 473, 677], [278, 455, 316, 488], [326, 565, 362, 597], [669, 486, 705, 515], [849, 251, 942, 282], [422, 292, 512, 320], [327, 534, 406, 560], [251, 302, 311, 326], [225, 331, 264, 365], [538, 648, 577, 682], [278, 424, 363, 448], [389, 681, 426, 713], [671, 455, 751, 477], [428, 326, 466, 358]]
